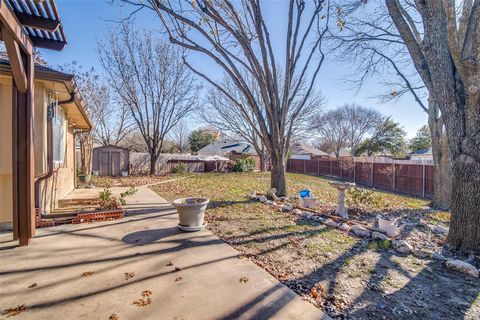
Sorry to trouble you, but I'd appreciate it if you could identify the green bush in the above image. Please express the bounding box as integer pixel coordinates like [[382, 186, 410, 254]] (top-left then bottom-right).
[[233, 158, 256, 172], [171, 163, 188, 173], [346, 187, 381, 208]]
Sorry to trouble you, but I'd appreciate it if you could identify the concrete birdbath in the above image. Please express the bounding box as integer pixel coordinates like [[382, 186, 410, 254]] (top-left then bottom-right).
[[328, 181, 355, 218]]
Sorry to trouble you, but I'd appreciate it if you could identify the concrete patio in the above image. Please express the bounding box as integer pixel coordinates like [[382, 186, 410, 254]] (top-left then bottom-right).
[[0, 187, 328, 319]]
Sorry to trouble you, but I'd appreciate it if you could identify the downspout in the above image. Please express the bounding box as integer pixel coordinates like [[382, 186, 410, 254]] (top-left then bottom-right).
[[34, 93, 75, 214]]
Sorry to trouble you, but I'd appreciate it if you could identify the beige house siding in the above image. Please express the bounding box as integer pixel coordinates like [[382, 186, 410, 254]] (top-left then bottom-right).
[[39, 126, 75, 213], [0, 77, 78, 229], [0, 78, 13, 229]]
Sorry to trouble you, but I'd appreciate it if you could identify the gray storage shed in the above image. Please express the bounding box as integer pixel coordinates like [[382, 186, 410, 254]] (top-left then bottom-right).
[[92, 145, 130, 176]]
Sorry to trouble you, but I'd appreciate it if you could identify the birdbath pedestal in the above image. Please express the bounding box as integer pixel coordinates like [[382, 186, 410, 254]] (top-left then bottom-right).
[[329, 181, 355, 218]]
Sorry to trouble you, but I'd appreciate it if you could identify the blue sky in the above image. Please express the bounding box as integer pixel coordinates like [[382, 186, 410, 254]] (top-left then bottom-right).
[[41, 0, 427, 138]]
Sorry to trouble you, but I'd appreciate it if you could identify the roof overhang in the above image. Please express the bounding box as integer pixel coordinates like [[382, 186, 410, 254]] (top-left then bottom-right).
[[0, 62, 92, 130]]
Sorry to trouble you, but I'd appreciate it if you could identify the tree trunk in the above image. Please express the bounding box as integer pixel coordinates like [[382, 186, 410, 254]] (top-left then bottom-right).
[[259, 153, 268, 172], [149, 153, 159, 175], [428, 101, 452, 210], [446, 155, 480, 253], [270, 152, 287, 196]]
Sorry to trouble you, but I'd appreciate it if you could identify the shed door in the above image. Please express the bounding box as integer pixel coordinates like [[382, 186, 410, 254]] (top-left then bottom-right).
[[100, 152, 110, 176], [111, 152, 121, 176]]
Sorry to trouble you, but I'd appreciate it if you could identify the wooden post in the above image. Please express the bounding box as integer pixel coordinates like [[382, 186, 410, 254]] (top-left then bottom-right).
[[392, 163, 396, 192], [422, 164, 426, 198], [11, 52, 35, 246], [303, 159, 306, 174], [353, 161, 356, 184], [340, 159, 343, 181], [371, 161, 375, 187]]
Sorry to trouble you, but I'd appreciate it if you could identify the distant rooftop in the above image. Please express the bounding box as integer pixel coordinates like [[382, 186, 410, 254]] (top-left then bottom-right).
[[198, 140, 256, 156], [290, 143, 328, 156]]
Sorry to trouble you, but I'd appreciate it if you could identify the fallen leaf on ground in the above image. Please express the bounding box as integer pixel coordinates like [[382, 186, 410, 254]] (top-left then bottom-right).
[[28, 283, 37, 288], [81, 271, 95, 277], [175, 277, 183, 282], [132, 290, 153, 307], [109, 313, 119, 320], [124, 272, 135, 280], [166, 262, 174, 266], [141, 290, 152, 297], [239, 276, 249, 283], [174, 267, 182, 272], [2, 304, 27, 317]]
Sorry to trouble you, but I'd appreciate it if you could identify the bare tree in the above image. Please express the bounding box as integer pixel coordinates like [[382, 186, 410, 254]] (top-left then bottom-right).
[[331, 2, 453, 210], [202, 75, 324, 171], [118, 0, 332, 196], [341, 103, 384, 155], [98, 23, 199, 175], [380, 0, 480, 253], [170, 121, 191, 153], [313, 109, 349, 158], [59, 62, 134, 147]]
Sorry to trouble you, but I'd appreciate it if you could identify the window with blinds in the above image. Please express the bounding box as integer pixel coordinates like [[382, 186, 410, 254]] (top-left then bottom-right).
[[51, 97, 66, 166]]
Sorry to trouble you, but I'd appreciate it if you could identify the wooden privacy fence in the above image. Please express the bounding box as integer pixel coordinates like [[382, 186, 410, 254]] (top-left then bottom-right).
[[287, 158, 434, 199]]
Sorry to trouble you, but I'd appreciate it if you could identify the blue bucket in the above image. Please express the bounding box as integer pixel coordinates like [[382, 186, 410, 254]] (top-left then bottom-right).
[[298, 189, 311, 198]]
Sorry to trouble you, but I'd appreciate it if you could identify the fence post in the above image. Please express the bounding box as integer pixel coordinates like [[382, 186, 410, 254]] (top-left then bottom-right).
[[392, 163, 396, 191], [371, 161, 375, 187], [340, 159, 343, 180], [422, 164, 426, 198], [304, 159, 307, 174], [353, 161, 356, 184]]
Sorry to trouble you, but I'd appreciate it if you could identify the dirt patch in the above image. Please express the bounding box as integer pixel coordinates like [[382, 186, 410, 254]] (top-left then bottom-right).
[[151, 172, 480, 319]]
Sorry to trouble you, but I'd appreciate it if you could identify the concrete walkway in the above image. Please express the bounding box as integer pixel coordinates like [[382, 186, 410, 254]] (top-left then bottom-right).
[[0, 187, 328, 319]]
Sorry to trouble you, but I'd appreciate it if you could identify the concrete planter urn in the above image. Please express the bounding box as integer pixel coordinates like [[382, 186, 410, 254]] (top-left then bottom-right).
[[172, 197, 209, 231]]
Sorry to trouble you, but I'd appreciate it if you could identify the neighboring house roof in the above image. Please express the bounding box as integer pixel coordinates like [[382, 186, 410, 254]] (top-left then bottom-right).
[[198, 140, 256, 156], [330, 147, 352, 158], [0, 53, 91, 130], [291, 143, 329, 156], [410, 147, 433, 155]]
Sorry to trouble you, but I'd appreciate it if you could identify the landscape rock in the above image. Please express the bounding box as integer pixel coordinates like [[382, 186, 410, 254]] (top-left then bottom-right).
[[304, 212, 314, 219], [338, 223, 351, 232], [314, 216, 325, 223], [324, 219, 339, 228], [258, 195, 268, 203], [292, 209, 302, 215], [372, 231, 390, 241], [282, 204, 293, 212], [445, 260, 479, 277], [433, 225, 449, 235], [266, 188, 278, 201], [392, 240, 413, 254], [351, 225, 371, 238], [431, 252, 446, 261]]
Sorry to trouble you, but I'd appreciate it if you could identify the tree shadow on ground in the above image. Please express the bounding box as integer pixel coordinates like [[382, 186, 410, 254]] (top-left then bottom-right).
[[226, 216, 479, 319]]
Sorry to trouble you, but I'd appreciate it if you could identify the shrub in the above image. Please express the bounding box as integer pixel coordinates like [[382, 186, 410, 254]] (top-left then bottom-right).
[[346, 187, 381, 208], [233, 158, 255, 172], [98, 187, 137, 209], [170, 163, 188, 173]]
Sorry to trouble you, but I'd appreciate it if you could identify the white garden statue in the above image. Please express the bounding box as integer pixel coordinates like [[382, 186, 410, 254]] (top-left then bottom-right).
[[328, 181, 355, 218]]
